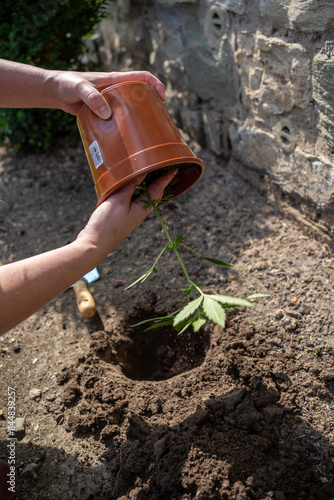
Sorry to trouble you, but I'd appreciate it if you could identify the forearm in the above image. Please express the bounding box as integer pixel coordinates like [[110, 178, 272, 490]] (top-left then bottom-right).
[[0, 59, 166, 116], [0, 158, 175, 334], [0, 59, 59, 109], [0, 240, 98, 334]]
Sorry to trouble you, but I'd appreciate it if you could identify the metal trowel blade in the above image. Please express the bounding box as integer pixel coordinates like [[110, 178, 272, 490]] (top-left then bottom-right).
[[82, 267, 100, 284]]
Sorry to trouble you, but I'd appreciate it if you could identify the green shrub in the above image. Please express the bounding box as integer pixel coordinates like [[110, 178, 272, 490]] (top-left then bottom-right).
[[0, 0, 108, 151]]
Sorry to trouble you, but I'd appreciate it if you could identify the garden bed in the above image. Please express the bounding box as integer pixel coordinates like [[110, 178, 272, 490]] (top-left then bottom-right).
[[0, 139, 333, 499]]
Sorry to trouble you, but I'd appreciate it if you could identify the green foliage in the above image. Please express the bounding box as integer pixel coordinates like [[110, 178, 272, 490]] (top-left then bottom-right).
[[127, 187, 269, 334], [0, 0, 108, 151]]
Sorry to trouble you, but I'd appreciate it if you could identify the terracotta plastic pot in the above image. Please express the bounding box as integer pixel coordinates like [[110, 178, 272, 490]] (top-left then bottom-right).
[[77, 81, 205, 206]]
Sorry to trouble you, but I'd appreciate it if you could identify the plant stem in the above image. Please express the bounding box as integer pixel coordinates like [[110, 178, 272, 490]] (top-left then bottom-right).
[[179, 243, 203, 258], [152, 205, 193, 284], [145, 189, 197, 299]]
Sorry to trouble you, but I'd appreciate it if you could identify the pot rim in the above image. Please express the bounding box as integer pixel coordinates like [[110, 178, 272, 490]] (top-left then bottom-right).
[[96, 157, 204, 207], [99, 80, 149, 95]]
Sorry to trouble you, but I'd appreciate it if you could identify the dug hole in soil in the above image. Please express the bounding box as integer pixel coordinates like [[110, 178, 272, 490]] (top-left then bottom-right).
[[0, 133, 333, 500]]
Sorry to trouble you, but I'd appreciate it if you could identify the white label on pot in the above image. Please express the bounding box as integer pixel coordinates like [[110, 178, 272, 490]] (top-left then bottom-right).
[[89, 141, 103, 169]]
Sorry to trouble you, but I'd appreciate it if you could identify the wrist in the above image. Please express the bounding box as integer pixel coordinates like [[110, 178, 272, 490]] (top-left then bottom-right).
[[71, 237, 101, 268], [44, 69, 65, 109]]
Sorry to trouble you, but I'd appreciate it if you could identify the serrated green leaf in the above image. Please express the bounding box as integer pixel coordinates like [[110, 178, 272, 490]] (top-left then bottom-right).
[[175, 233, 183, 245], [144, 319, 175, 331], [130, 310, 181, 328], [130, 304, 186, 329], [175, 313, 207, 335], [174, 318, 192, 334], [192, 315, 207, 332], [244, 293, 270, 299], [197, 256, 233, 267], [173, 296, 203, 327], [130, 317, 164, 328], [210, 295, 253, 308], [202, 296, 226, 328]]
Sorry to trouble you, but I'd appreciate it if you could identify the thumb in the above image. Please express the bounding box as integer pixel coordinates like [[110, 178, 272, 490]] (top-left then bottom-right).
[[144, 169, 178, 203], [79, 82, 111, 119]]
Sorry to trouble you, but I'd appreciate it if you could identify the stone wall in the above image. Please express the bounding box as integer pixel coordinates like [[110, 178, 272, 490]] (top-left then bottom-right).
[[92, 0, 334, 239]]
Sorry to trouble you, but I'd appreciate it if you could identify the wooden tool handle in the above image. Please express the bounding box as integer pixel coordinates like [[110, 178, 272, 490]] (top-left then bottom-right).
[[73, 280, 96, 318]]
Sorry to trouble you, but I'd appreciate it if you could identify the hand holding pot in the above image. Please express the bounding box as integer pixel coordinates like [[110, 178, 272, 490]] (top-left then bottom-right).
[[0, 59, 165, 118], [52, 70, 166, 119], [76, 169, 177, 262]]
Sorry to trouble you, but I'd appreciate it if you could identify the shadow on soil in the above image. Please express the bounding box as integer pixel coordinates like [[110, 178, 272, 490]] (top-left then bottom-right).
[[1, 380, 333, 499], [9, 318, 329, 500], [98, 311, 211, 382]]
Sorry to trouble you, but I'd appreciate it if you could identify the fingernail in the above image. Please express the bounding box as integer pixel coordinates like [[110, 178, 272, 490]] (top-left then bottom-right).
[[155, 83, 166, 101], [99, 105, 111, 119]]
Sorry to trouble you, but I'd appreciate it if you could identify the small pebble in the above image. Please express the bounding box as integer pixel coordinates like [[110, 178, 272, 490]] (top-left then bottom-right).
[[285, 309, 301, 319], [283, 317, 297, 331], [15, 417, 26, 433], [29, 388, 42, 400], [274, 309, 284, 320], [21, 463, 39, 477], [12, 343, 20, 353]]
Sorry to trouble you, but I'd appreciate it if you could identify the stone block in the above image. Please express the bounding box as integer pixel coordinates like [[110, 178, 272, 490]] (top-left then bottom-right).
[[259, 0, 288, 27], [148, 7, 184, 73], [289, 148, 334, 206], [260, 0, 334, 33], [236, 33, 310, 118], [183, 18, 236, 104], [256, 34, 310, 112], [289, 0, 334, 33], [215, 0, 246, 15], [229, 121, 281, 174], [202, 102, 226, 156], [229, 121, 334, 209], [180, 106, 205, 146], [312, 44, 334, 148], [163, 59, 186, 89]]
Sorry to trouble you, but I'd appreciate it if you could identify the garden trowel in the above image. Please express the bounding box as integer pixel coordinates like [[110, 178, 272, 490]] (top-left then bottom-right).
[[72, 267, 100, 318]]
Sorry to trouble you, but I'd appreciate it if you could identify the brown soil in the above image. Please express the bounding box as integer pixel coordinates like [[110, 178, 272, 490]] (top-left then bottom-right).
[[0, 137, 333, 500]]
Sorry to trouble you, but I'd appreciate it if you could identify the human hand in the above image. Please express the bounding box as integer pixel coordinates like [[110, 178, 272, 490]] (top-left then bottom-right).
[[75, 170, 176, 262], [52, 70, 166, 119]]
